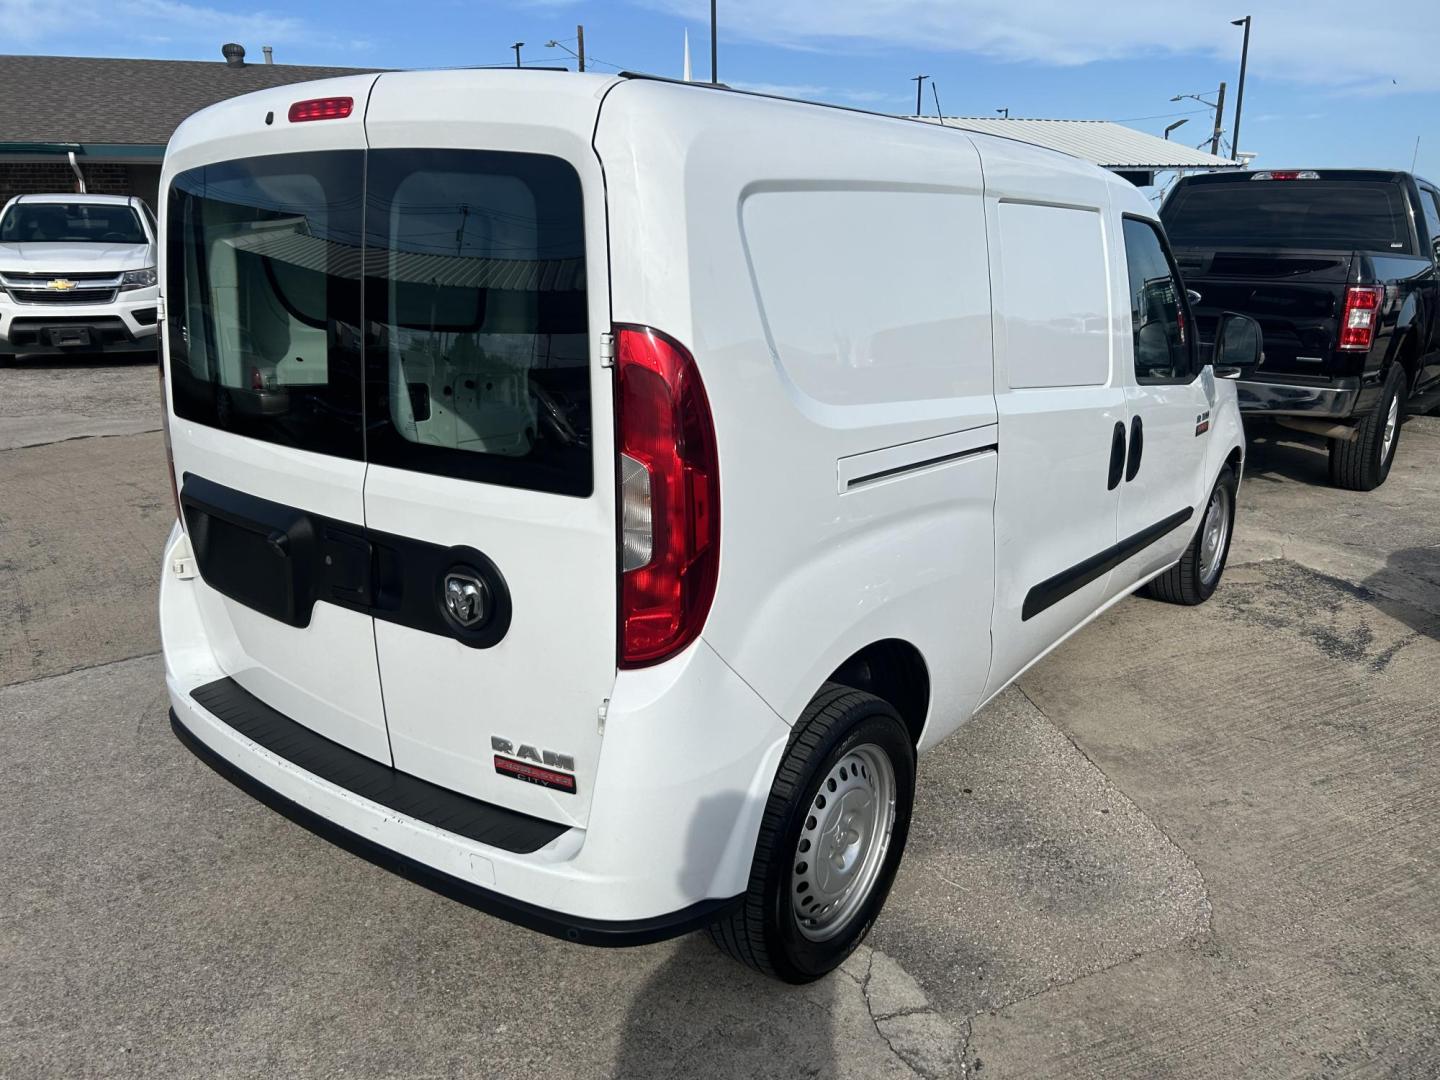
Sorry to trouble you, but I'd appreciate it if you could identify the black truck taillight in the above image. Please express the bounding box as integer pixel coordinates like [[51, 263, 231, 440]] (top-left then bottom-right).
[[1339, 285, 1383, 351]]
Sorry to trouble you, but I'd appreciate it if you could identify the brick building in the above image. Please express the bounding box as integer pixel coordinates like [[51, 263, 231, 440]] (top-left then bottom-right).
[[0, 49, 375, 211]]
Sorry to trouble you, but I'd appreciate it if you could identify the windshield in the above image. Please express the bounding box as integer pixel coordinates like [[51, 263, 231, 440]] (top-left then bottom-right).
[[0, 202, 148, 245], [1162, 181, 1413, 254]]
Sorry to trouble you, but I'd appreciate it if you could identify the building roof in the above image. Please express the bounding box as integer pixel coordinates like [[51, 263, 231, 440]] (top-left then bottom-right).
[[0, 54, 379, 148], [912, 117, 1239, 171]]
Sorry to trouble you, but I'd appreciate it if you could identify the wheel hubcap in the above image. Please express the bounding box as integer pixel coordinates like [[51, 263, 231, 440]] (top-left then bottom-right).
[[1198, 484, 1232, 588], [792, 745, 896, 942], [1381, 394, 1400, 465]]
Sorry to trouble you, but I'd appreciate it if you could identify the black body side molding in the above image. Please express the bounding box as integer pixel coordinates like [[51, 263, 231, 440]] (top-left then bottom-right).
[[1022, 507, 1195, 621], [171, 704, 742, 947]]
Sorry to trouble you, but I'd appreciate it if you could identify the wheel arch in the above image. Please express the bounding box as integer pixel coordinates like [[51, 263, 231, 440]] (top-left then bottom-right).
[[825, 639, 931, 748]]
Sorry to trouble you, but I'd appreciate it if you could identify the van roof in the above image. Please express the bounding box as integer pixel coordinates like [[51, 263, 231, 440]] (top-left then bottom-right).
[[166, 67, 1139, 208]]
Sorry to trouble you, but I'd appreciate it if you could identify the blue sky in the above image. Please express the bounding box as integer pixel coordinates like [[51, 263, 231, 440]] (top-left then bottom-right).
[[4, 0, 1437, 181]]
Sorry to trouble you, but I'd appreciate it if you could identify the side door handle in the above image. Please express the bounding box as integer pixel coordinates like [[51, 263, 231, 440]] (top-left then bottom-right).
[[1126, 416, 1144, 482], [1107, 421, 1126, 490]]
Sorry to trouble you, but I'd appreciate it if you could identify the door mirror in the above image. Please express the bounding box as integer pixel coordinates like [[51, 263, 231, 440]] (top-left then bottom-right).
[[1212, 312, 1263, 378]]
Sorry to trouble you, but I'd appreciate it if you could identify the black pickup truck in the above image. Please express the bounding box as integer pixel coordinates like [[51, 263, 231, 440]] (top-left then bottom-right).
[[1161, 169, 1440, 490]]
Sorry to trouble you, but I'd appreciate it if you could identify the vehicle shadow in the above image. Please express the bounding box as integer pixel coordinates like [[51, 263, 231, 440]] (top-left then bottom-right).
[[1240, 419, 1331, 485], [1361, 545, 1440, 643], [610, 791, 843, 1080]]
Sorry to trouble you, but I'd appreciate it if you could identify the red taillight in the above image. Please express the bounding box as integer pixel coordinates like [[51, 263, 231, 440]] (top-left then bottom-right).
[[615, 326, 720, 668], [1339, 285, 1383, 351], [288, 96, 353, 123]]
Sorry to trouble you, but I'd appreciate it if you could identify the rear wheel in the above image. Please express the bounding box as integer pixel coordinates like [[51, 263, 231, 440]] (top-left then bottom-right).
[[1145, 465, 1237, 606], [709, 684, 915, 983], [1329, 363, 1405, 491]]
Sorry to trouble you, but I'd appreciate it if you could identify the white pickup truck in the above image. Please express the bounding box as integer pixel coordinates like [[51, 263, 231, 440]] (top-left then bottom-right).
[[0, 193, 160, 362]]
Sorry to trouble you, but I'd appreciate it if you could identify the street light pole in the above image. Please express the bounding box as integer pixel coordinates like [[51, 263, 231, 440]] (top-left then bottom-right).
[[512, 41, 524, 68], [1165, 118, 1189, 140], [1230, 16, 1251, 158], [911, 74, 929, 116], [710, 0, 718, 84]]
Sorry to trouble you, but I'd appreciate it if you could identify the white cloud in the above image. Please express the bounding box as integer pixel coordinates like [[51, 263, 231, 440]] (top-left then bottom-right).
[[730, 81, 904, 108], [1, 0, 316, 54], [645, 0, 1440, 93]]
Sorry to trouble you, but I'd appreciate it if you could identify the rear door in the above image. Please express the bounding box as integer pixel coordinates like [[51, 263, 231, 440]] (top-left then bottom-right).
[[360, 72, 616, 827], [164, 80, 391, 763]]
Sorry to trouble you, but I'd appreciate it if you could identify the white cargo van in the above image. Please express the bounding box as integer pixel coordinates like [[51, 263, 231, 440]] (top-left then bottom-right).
[[159, 71, 1259, 983]]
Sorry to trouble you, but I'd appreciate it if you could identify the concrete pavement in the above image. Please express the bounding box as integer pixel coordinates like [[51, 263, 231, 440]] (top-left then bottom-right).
[[2, 360, 1437, 1078]]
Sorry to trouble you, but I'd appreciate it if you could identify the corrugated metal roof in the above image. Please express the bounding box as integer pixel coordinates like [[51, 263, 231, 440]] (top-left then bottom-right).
[[225, 228, 586, 292], [912, 117, 1239, 170]]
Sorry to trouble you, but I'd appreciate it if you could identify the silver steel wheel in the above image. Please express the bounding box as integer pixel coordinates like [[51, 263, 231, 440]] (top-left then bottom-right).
[[792, 744, 896, 942], [1381, 393, 1400, 465], [1198, 483, 1232, 588]]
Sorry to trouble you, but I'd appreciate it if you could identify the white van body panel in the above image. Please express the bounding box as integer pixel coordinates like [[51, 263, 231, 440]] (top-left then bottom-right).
[[159, 73, 1245, 933], [597, 82, 998, 747]]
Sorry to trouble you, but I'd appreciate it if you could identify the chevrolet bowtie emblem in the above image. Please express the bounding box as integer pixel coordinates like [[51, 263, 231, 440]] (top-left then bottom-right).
[[46, 278, 78, 291]]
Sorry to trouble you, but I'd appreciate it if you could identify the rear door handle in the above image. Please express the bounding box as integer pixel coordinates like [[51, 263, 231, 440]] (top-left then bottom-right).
[[1126, 416, 1144, 482], [1107, 421, 1126, 490]]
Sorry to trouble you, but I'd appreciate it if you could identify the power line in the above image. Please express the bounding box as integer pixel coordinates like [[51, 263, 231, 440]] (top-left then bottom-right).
[[1109, 107, 1212, 123]]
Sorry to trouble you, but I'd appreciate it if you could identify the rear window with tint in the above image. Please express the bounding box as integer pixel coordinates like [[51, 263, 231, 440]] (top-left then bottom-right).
[[166, 148, 592, 494], [364, 149, 592, 497], [166, 152, 366, 459], [1161, 181, 1414, 253]]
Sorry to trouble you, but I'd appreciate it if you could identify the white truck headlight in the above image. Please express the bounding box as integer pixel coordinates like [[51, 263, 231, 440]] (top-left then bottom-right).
[[120, 267, 157, 290]]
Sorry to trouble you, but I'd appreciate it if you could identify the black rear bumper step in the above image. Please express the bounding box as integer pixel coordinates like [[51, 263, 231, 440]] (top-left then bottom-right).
[[171, 706, 740, 947], [189, 676, 565, 854]]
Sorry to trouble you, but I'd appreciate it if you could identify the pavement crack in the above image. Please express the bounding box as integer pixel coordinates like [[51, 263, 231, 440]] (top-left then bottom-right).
[[1014, 680, 1217, 951]]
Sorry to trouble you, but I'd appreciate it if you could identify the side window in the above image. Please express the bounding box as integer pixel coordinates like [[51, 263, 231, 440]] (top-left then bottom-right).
[[1121, 218, 1195, 383], [1421, 188, 1440, 254]]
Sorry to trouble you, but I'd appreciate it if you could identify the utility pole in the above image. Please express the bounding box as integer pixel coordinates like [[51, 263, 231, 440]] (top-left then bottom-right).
[[1210, 81, 1227, 156], [1230, 16, 1251, 158], [512, 41, 524, 68], [710, 0, 718, 84], [576, 24, 585, 72], [911, 74, 929, 116]]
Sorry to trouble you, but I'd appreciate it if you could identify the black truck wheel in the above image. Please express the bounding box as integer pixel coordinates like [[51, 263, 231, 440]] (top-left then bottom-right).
[[1329, 364, 1405, 491], [709, 683, 915, 984]]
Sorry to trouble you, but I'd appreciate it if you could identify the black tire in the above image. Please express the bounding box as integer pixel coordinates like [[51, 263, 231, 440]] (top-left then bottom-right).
[[709, 683, 915, 984], [1145, 465, 1237, 606], [1329, 364, 1405, 491]]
